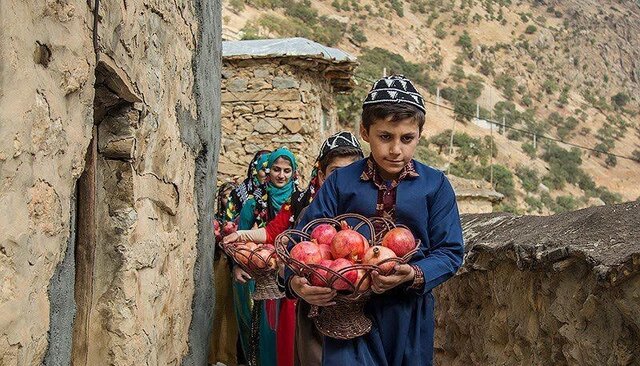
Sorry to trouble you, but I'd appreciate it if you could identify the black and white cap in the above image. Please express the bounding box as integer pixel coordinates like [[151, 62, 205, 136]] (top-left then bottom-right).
[[316, 131, 363, 163], [362, 75, 426, 114]]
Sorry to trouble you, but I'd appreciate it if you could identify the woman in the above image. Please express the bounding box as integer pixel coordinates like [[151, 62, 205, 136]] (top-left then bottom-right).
[[234, 147, 298, 366], [225, 150, 271, 222], [223, 132, 364, 366]]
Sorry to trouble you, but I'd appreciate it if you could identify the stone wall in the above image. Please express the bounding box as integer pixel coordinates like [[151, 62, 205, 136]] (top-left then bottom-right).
[[0, 0, 220, 364], [434, 202, 640, 365], [219, 59, 339, 185]]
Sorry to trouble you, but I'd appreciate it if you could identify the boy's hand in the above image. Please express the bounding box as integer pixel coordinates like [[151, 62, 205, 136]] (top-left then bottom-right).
[[290, 275, 337, 306], [371, 264, 415, 294], [233, 265, 252, 283]]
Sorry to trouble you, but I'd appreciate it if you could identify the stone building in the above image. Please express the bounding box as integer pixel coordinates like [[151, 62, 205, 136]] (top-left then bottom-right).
[[448, 175, 504, 214], [0, 1, 220, 365], [218, 37, 357, 184]]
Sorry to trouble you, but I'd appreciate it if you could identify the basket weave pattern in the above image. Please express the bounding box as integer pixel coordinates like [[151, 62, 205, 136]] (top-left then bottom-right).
[[222, 243, 285, 301], [275, 214, 419, 339]]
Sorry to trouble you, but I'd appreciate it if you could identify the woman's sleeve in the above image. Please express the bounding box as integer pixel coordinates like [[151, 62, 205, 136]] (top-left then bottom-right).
[[238, 198, 257, 230], [411, 173, 465, 294], [265, 204, 294, 244]]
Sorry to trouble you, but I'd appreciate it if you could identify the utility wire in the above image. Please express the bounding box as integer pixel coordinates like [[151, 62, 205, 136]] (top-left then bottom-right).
[[353, 74, 640, 163]]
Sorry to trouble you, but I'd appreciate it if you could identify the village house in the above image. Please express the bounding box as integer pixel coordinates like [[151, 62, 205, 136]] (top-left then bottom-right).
[[218, 37, 356, 184]]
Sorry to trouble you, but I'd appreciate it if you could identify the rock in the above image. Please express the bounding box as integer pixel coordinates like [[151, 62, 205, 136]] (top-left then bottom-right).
[[272, 76, 299, 89], [271, 133, 305, 144], [221, 90, 300, 102], [226, 78, 248, 92], [244, 143, 262, 154], [538, 183, 550, 193], [253, 68, 270, 78], [278, 109, 304, 119], [249, 78, 271, 90], [281, 119, 303, 134], [265, 104, 278, 111], [587, 197, 606, 207], [253, 104, 265, 113], [254, 118, 283, 134], [435, 202, 640, 365], [233, 104, 252, 115]]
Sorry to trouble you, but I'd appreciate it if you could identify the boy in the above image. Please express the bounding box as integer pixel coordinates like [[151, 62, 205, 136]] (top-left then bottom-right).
[[289, 75, 464, 365]]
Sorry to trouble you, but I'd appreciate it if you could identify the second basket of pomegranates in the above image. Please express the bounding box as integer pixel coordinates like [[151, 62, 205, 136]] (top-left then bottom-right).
[[275, 214, 420, 340], [222, 240, 285, 301]]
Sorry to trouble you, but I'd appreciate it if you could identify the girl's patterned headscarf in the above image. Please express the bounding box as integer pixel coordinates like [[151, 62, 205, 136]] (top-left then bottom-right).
[[225, 150, 270, 221], [216, 182, 236, 221]]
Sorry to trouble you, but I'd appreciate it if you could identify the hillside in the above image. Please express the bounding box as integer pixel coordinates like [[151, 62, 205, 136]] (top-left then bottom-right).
[[221, 0, 640, 214]]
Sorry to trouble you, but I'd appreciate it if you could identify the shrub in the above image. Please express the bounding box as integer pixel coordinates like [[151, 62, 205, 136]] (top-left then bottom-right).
[[597, 187, 622, 205], [611, 92, 630, 108], [605, 154, 617, 167], [484, 164, 515, 197], [522, 142, 536, 159], [525, 196, 544, 213], [516, 165, 540, 192], [351, 25, 367, 45], [555, 195, 577, 213], [456, 31, 473, 56], [435, 22, 447, 39], [495, 74, 516, 100], [525, 24, 537, 34], [230, 0, 245, 13], [450, 65, 466, 82]]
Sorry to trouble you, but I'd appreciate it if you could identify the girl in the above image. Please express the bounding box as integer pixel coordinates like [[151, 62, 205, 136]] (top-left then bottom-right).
[[234, 147, 298, 366]]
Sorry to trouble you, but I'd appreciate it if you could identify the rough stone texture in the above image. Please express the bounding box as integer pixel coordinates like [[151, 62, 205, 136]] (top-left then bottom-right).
[[0, 0, 220, 364], [434, 201, 640, 365], [218, 59, 341, 185], [0, 1, 94, 364]]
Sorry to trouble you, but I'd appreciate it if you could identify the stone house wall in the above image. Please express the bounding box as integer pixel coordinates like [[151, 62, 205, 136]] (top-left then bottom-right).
[[219, 59, 339, 185], [0, 1, 220, 365]]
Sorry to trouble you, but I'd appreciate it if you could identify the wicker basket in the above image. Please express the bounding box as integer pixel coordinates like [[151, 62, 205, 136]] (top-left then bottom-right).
[[222, 243, 285, 301], [275, 214, 420, 339]]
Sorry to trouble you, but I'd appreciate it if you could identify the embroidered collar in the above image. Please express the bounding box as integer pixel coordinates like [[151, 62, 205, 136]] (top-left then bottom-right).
[[360, 156, 419, 189]]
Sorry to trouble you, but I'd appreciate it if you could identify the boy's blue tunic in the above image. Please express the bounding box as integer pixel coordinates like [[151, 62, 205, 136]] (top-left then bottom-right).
[[293, 159, 464, 366]]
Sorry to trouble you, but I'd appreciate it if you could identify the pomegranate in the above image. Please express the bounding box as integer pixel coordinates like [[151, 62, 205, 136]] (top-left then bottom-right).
[[363, 246, 398, 275], [251, 246, 276, 270], [381, 227, 416, 257], [330, 221, 368, 262], [310, 224, 338, 246], [234, 241, 258, 267], [329, 258, 358, 291], [222, 221, 238, 236], [290, 241, 323, 265], [318, 244, 333, 260], [310, 259, 333, 287], [355, 269, 371, 291]]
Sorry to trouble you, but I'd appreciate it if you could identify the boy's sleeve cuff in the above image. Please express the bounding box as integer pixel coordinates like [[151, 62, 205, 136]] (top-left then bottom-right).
[[406, 264, 425, 292]]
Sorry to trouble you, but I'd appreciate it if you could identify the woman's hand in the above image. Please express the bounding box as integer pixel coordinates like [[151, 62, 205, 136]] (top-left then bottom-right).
[[233, 265, 252, 283], [223, 231, 240, 245], [370, 264, 415, 294], [290, 275, 337, 306]]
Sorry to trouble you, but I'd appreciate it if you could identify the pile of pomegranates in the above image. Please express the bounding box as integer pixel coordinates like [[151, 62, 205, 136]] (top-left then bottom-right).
[[230, 241, 278, 272], [214, 220, 238, 243], [288, 221, 417, 291]]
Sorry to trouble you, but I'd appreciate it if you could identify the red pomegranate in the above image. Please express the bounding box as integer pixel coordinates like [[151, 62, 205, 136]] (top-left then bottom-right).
[[329, 258, 358, 291], [291, 241, 323, 265], [355, 269, 371, 291], [235, 242, 258, 266], [223, 221, 238, 236], [363, 246, 398, 275], [310, 259, 333, 287], [381, 227, 416, 257], [330, 221, 368, 262], [310, 224, 338, 246], [318, 244, 333, 260], [251, 246, 276, 270]]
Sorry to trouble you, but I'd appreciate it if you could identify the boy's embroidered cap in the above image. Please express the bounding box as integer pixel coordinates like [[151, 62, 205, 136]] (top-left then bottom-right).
[[316, 131, 363, 163], [362, 75, 426, 114]]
